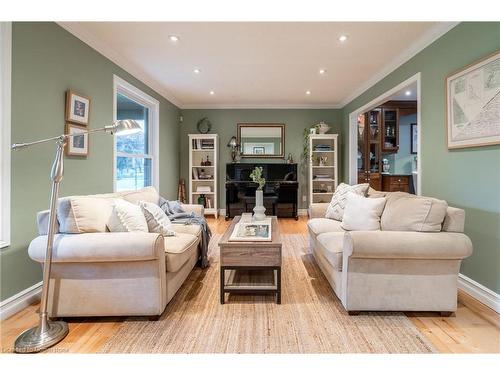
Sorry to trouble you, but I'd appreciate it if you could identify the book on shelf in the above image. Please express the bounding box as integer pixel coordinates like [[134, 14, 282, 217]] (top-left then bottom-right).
[[192, 168, 199, 179], [192, 139, 215, 150], [196, 186, 212, 193]]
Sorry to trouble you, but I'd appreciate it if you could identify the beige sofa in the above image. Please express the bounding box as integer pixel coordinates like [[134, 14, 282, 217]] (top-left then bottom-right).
[[308, 191, 473, 315], [29, 187, 204, 318]]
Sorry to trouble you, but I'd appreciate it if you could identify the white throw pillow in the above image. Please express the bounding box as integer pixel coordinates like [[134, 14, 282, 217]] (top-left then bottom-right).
[[341, 192, 386, 231], [325, 183, 369, 221], [139, 201, 176, 236], [107, 199, 148, 233]]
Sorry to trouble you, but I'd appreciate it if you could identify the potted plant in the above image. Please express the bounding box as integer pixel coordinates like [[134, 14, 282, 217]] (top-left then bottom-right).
[[249, 166, 266, 221]]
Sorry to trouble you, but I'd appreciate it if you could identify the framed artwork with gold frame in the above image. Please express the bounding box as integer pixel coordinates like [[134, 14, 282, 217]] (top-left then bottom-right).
[[65, 123, 89, 157], [65, 90, 90, 125]]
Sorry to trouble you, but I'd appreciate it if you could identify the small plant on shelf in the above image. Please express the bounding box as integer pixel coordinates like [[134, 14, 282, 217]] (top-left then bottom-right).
[[249, 166, 265, 190]]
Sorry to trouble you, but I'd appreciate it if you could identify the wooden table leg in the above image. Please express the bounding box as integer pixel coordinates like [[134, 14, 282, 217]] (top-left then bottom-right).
[[220, 267, 225, 304], [276, 267, 281, 304]]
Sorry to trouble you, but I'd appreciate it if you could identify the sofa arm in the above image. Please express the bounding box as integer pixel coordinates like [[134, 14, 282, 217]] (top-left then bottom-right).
[[310, 203, 329, 218], [29, 232, 165, 263], [182, 204, 204, 216], [344, 231, 473, 260]]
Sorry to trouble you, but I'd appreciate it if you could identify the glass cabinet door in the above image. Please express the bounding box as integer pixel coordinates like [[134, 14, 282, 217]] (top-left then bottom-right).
[[357, 113, 366, 174]]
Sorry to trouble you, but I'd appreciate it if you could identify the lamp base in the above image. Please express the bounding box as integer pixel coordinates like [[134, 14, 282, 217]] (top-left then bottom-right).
[[14, 320, 68, 353]]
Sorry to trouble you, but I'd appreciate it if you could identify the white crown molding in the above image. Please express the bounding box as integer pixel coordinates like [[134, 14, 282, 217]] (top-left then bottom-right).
[[458, 273, 500, 313], [57, 22, 183, 108], [182, 103, 342, 110], [339, 22, 459, 108], [58, 22, 458, 110], [0, 282, 42, 321]]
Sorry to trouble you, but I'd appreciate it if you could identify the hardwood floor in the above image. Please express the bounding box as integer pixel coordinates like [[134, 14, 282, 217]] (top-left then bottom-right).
[[1, 216, 498, 353]]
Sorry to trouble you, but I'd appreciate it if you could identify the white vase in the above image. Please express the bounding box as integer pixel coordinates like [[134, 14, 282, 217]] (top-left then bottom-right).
[[316, 122, 330, 134], [253, 189, 266, 221]]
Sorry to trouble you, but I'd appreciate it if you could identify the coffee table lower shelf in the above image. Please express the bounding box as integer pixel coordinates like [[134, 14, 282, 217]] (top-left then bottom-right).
[[220, 266, 281, 304]]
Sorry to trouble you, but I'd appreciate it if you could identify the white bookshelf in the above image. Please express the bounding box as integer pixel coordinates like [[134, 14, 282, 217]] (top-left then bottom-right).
[[308, 134, 338, 206], [188, 134, 218, 218]]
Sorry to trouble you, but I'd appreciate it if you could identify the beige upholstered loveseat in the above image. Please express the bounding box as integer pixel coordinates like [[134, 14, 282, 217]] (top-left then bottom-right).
[[29, 187, 204, 318], [308, 191, 473, 315]]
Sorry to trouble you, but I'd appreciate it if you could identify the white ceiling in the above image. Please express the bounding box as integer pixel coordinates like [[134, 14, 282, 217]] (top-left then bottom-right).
[[59, 22, 456, 108], [387, 81, 418, 101]]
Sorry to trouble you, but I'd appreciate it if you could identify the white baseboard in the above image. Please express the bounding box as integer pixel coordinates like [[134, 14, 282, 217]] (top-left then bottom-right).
[[458, 273, 500, 313], [0, 282, 42, 321], [298, 209, 308, 216]]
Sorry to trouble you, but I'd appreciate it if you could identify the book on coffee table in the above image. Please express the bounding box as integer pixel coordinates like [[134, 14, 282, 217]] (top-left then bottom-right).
[[229, 217, 272, 242]]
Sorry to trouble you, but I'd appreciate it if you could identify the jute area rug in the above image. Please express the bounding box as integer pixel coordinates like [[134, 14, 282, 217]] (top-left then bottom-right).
[[99, 234, 436, 353]]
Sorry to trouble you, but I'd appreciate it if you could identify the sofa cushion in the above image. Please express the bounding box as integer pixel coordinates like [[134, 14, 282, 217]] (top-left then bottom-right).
[[316, 232, 345, 271], [341, 192, 386, 231], [307, 218, 345, 236], [108, 199, 149, 233], [367, 187, 389, 198], [381, 192, 448, 232], [58, 196, 115, 233], [325, 183, 369, 221], [120, 186, 160, 205], [139, 201, 175, 236], [164, 233, 199, 273], [171, 223, 202, 238]]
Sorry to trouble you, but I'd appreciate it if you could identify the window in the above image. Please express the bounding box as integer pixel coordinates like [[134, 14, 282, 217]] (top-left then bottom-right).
[[0, 22, 11, 248], [113, 76, 159, 192]]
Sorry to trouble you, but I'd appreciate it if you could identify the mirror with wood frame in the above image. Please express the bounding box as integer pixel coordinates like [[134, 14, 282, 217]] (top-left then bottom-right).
[[237, 123, 285, 158]]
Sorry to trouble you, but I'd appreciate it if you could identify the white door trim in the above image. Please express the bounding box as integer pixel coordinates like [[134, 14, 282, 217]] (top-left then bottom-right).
[[0, 22, 11, 249], [348, 72, 422, 195]]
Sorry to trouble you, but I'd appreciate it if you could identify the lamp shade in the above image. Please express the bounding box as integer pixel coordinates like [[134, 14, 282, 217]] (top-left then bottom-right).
[[227, 136, 238, 148], [112, 119, 142, 135]]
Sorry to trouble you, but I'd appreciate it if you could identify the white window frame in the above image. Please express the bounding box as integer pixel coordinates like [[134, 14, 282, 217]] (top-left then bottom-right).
[[113, 75, 159, 192], [0, 22, 12, 249]]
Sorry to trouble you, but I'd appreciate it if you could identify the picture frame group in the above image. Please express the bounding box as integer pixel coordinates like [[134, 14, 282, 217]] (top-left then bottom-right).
[[65, 90, 91, 157]]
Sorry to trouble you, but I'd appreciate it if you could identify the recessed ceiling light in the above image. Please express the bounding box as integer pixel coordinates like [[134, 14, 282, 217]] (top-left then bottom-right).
[[169, 35, 180, 42], [209, 90, 215, 95], [306, 90, 311, 95], [405, 90, 412, 96], [338, 35, 348, 42], [319, 69, 326, 75], [193, 68, 201, 74]]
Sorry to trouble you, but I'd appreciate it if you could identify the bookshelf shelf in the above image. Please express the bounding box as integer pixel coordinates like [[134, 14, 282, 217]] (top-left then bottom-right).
[[309, 134, 338, 207], [189, 134, 219, 218]]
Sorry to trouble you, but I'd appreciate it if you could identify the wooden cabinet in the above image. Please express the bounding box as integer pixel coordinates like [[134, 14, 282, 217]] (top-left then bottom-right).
[[381, 175, 411, 193], [381, 108, 399, 152], [357, 110, 382, 190]]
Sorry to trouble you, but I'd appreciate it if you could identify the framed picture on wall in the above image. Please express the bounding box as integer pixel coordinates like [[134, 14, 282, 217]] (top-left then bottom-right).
[[411, 123, 418, 154], [445, 50, 500, 149], [253, 146, 265, 154], [65, 123, 89, 157], [65, 90, 90, 125]]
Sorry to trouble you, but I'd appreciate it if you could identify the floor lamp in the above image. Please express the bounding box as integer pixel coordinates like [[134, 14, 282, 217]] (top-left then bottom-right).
[[11, 119, 141, 353]]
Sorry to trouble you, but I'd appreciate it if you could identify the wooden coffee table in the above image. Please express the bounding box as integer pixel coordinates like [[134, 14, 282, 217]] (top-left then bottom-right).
[[218, 216, 282, 304]]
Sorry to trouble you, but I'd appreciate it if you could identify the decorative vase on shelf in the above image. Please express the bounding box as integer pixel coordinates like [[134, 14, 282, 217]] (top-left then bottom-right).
[[315, 121, 330, 134], [253, 189, 266, 221]]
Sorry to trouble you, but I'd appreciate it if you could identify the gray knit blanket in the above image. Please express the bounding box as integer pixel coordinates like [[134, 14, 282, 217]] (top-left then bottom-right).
[[159, 198, 211, 268]]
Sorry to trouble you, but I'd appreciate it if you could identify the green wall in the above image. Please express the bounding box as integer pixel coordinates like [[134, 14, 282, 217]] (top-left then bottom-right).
[[341, 22, 500, 293], [0, 22, 181, 301], [179, 109, 342, 209]]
